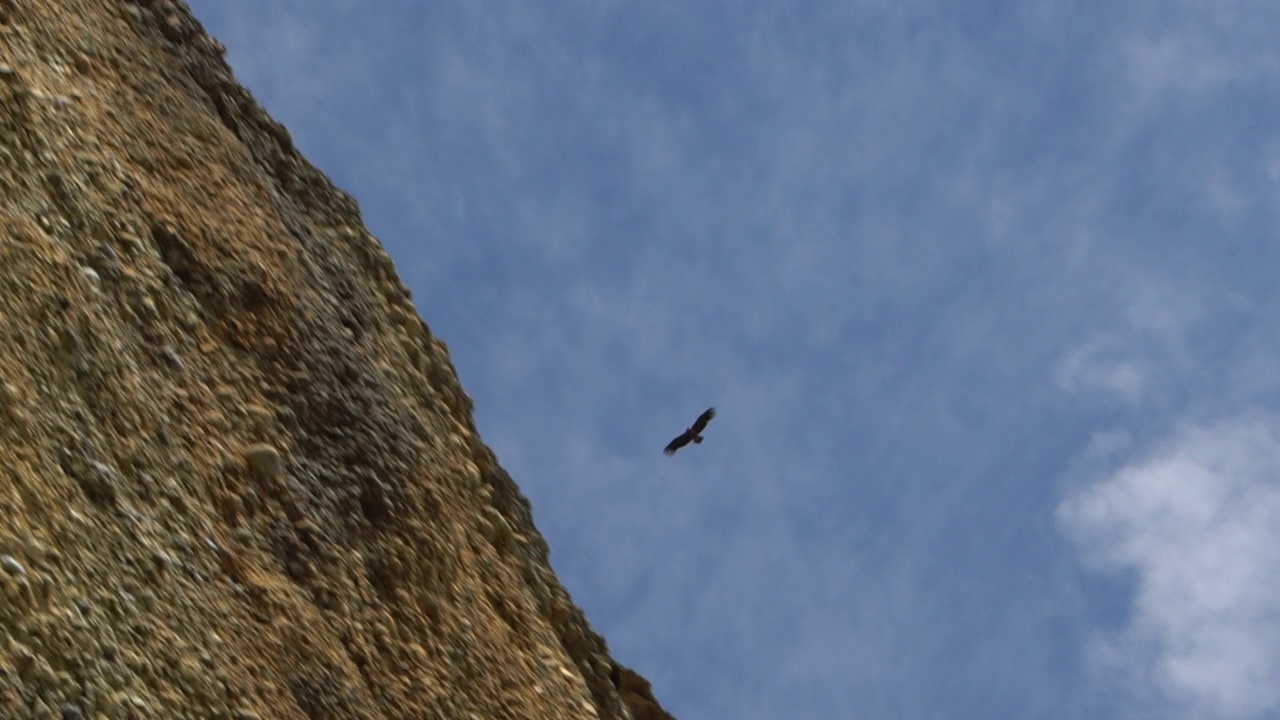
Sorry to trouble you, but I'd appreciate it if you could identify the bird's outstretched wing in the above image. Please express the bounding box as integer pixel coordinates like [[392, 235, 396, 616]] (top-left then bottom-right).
[[690, 407, 716, 433], [664, 431, 693, 456]]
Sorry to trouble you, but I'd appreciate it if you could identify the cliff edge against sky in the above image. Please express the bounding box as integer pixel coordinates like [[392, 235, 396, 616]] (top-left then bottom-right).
[[0, 1, 673, 718]]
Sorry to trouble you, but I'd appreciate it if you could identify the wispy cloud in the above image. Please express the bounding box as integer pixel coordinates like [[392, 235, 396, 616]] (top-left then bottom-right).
[[1054, 337, 1151, 403], [1060, 416, 1280, 719]]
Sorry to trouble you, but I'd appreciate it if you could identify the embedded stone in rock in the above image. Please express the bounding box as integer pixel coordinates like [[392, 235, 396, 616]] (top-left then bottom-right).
[[243, 443, 282, 479], [0, 555, 25, 576]]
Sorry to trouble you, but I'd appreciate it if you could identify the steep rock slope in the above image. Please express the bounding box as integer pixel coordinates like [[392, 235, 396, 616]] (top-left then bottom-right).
[[0, 1, 674, 718]]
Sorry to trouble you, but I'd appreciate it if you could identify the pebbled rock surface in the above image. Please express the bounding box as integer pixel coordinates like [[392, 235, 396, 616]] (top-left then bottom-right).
[[0, 1, 674, 718]]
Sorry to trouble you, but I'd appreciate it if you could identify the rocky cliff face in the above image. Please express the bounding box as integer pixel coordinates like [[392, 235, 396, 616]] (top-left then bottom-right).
[[0, 2, 673, 718]]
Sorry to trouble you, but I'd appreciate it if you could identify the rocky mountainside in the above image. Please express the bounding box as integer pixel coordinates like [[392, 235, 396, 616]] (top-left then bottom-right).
[[0, 1, 674, 718]]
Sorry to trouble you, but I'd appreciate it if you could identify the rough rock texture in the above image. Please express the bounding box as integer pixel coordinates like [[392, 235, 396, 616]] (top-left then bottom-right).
[[0, 1, 675, 718]]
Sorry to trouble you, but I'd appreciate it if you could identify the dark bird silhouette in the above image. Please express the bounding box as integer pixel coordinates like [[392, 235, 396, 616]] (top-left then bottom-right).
[[664, 407, 716, 455]]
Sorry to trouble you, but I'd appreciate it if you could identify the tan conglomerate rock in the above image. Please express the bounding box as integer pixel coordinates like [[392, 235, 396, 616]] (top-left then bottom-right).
[[0, 1, 675, 718]]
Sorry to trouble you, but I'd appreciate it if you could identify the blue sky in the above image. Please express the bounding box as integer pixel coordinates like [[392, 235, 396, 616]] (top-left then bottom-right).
[[187, 3, 1280, 719]]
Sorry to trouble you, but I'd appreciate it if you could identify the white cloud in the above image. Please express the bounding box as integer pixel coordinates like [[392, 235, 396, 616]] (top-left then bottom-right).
[[1060, 416, 1280, 719], [1053, 337, 1150, 403]]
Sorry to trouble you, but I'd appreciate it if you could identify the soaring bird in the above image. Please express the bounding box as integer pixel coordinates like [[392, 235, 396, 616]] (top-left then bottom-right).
[[663, 407, 716, 455]]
